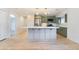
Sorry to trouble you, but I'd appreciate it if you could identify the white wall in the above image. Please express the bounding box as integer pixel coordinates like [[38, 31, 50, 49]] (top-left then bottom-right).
[[68, 8, 79, 44], [16, 15, 27, 33], [26, 15, 34, 27], [0, 8, 20, 38], [0, 9, 9, 40], [15, 15, 21, 33]]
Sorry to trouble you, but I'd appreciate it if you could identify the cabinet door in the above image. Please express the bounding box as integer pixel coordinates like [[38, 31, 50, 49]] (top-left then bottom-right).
[[34, 29, 40, 41], [40, 29, 45, 41], [49, 28, 56, 42], [28, 28, 34, 41], [45, 28, 57, 42], [45, 29, 50, 41]]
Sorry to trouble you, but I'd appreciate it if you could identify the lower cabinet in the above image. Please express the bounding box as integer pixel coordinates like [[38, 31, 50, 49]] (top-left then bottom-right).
[[45, 28, 56, 42], [34, 29, 40, 41], [45, 29, 50, 41], [57, 27, 67, 37], [49, 28, 56, 41], [39, 29, 45, 41], [28, 28, 56, 42], [28, 28, 34, 41]]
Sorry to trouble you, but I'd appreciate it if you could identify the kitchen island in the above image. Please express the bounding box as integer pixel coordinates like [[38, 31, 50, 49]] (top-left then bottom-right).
[[24, 27, 59, 42]]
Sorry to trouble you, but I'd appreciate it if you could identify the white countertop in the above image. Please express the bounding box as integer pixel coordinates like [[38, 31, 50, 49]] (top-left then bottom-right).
[[59, 23, 68, 28], [22, 26, 59, 29]]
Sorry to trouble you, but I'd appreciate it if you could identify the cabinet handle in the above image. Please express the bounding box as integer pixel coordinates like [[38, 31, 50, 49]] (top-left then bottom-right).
[[38, 29, 40, 30], [32, 29, 34, 30], [50, 29, 52, 30]]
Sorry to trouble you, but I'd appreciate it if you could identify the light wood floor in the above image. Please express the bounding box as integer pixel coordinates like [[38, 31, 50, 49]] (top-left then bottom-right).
[[0, 31, 79, 50]]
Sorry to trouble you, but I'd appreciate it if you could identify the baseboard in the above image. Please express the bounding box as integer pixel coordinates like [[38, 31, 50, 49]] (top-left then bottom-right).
[[68, 37, 79, 44]]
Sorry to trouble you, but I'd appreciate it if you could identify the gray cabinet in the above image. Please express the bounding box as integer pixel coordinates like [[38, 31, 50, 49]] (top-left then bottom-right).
[[57, 27, 67, 37]]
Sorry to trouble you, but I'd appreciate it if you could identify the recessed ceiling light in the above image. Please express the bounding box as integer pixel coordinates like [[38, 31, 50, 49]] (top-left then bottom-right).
[[56, 9, 59, 11], [35, 12, 39, 15], [36, 8, 39, 9], [10, 14, 15, 18], [45, 8, 47, 9], [44, 12, 48, 15]]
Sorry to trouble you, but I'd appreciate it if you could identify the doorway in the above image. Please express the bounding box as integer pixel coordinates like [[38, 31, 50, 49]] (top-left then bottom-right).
[[10, 15, 16, 37]]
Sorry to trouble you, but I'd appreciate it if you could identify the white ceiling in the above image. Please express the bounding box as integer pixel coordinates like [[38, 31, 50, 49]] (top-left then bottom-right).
[[16, 8, 67, 16], [2, 8, 67, 16]]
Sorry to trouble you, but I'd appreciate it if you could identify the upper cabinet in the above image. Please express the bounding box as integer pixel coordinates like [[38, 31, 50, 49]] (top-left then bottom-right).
[[47, 16, 57, 23], [34, 15, 48, 26], [56, 13, 67, 25], [41, 15, 47, 23], [34, 15, 41, 26]]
